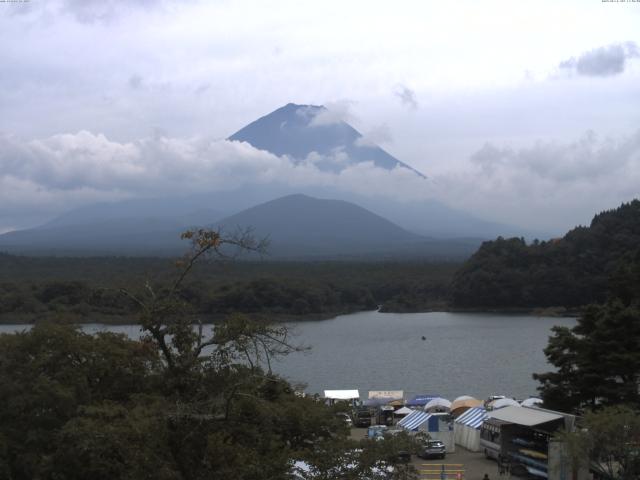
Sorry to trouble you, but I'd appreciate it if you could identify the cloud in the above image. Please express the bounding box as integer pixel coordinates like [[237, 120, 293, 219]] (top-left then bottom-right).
[[2, 127, 639, 235], [558, 42, 639, 77], [394, 84, 418, 110], [128, 74, 144, 90], [433, 129, 640, 232], [0, 130, 429, 231], [308, 100, 356, 126], [61, 0, 165, 24], [355, 124, 393, 147], [194, 83, 210, 95]]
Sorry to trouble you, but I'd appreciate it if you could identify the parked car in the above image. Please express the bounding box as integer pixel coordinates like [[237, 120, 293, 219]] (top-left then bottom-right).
[[335, 412, 353, 427], [418, 440, 446, 459], [353, 409, 372, 427]]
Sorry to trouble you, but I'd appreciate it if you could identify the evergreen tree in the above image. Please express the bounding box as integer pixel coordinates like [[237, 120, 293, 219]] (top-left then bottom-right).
[[534, 301, 640, 413]]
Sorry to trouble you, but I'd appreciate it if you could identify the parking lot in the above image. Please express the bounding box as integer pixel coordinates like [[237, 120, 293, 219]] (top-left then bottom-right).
[[411, 448, 500, 480], [350, 428, 500, 480]]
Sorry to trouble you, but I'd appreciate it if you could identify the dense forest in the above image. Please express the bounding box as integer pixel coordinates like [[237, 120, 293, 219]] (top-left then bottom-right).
[[0, 254, 456, 323], [3, 200, 640, 324], [451, 200, 640, 309]]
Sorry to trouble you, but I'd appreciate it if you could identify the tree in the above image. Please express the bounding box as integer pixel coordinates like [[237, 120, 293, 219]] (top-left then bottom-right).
[[0, 228, 418, 479], [558, 406, 640, 480], [533, 301, 640, 413], [0, 323, 160, 479]]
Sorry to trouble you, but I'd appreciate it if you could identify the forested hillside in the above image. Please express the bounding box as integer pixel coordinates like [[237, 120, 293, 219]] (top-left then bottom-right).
[[451, 200, 640, 309], [0, 255, 456, 323]]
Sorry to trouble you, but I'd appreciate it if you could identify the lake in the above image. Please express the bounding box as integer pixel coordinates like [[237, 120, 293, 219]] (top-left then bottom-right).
[[0, 311, 575, 401]]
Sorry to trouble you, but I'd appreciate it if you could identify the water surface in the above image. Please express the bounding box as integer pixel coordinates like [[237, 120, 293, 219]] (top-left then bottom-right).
[[0, 311, 575, 401], [275, 311, 575, 400]]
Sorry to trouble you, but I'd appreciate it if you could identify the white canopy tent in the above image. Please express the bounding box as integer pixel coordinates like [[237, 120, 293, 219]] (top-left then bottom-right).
[[424, 397, 452, 412], [323, 390, 359, 405], [394, 406, 413, 416], [489, 398, 521, 410], [521, 397, 543, 407]]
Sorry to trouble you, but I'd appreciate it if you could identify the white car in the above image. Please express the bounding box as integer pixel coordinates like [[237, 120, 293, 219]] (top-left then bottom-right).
[[335, 412, 353, 427]]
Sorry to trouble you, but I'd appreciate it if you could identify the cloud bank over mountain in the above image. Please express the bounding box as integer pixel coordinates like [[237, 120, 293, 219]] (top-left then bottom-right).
[[0, 131, 430, 232], [432, 129, 640, 231], [1, 1, 639, 235], [1, 127, 639, 234]]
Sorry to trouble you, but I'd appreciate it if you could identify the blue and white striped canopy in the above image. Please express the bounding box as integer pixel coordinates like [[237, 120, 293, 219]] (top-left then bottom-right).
[[454, 407, 487, 429], [398, 410, 431, 431]]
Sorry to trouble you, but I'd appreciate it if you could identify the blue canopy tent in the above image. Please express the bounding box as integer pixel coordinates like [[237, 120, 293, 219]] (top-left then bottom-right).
[[405, 395, 440, 407], [398, 410, 432, 431], [398, 410, 456, 453]]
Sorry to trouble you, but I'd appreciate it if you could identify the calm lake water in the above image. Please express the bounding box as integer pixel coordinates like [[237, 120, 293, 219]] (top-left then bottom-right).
[[0, 311, 575, 401]]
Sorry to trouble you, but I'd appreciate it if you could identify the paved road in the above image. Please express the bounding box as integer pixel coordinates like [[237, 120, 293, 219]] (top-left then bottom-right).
[[411, 448, 500, 480], [350, 427, 504, 480]]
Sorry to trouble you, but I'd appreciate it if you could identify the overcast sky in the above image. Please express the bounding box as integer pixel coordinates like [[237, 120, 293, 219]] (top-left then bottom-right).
[[1, 0, 639, 234]]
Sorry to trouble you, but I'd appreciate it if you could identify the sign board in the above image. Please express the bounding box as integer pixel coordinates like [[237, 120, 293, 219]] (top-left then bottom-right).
[[368, 390, 403, 400]]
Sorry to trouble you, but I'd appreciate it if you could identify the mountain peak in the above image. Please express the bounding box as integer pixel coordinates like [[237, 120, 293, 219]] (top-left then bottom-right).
[[229, 103, 425, 177]]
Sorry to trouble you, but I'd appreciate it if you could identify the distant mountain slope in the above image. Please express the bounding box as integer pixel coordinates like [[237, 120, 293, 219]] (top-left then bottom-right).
[[40, 197, 223, 230], [229, 103, 424, 177], [214, 193, 421, 253], [0, 193, 481, 259], [214, 194, 482, 259], [0, 218, 189, 256], [450, 199, 640, 308]]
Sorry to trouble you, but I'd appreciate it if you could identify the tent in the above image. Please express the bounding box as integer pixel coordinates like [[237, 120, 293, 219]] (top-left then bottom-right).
[[324, 390, 359, 400], [398, 410, 431, 431], [452, 395, 475, 403], [424, 397, 452, 412], [451, 396, 483, 417], [405, 395, 440, 407], [394, 406, 413, 416], [489, 398, 521, 410], [521, 397, 543, 407], [398, 411, 455, 452], [454, 407, 487, 452], [323, 390, 359, 405]]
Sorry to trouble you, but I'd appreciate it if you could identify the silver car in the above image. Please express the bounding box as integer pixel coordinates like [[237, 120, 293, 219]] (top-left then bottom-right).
[[418, 440, 446, 459]]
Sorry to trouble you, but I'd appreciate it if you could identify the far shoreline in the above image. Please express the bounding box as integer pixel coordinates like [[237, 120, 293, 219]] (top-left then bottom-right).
[[0, 305, 580, 326]]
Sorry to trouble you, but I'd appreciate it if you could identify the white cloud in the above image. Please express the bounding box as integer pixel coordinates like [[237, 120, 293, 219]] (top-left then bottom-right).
[[60, 0, 168, 24], [433, 130, 640, 232], [355, 124, 393, 147], [1, 0, 640, 234], [308, 100, 356, 127], [1, 128, 639, 234], [0, 130, 430, 231]]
